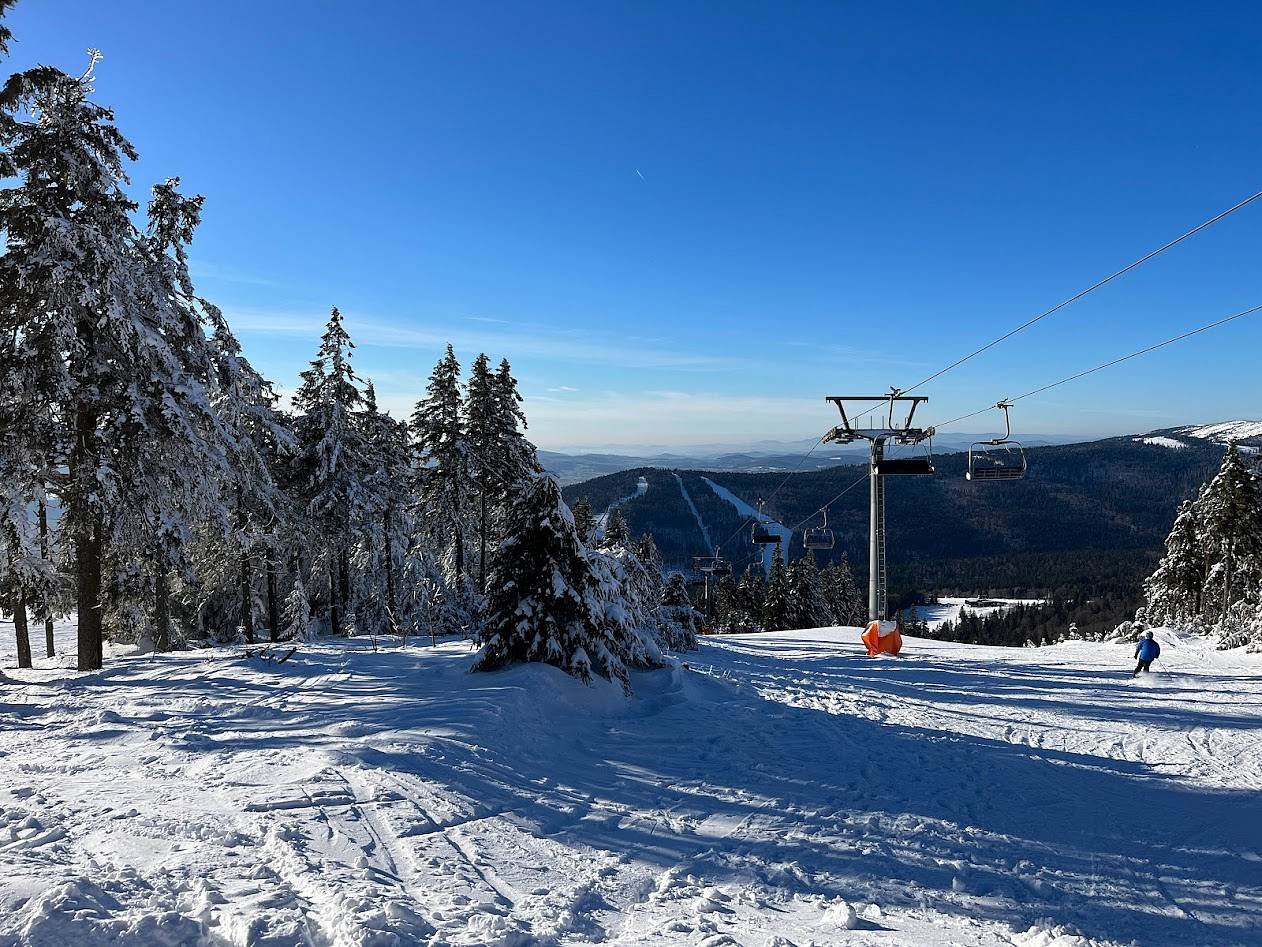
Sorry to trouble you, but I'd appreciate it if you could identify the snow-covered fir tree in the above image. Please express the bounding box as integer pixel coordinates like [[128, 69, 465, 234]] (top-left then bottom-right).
[[762, 546, 793, 631], [473, 474, 663, 691], [788, 553, 834, 630], [1135, 444, 1262, 649], [412, 345, 472, 583], [570, 497, 596, 544], [0, 66, 232, 667], [659, 572, 701, 651], [355, 381, 413, 637], [291, 307, 371, 636], [822, 555, 866, 627]]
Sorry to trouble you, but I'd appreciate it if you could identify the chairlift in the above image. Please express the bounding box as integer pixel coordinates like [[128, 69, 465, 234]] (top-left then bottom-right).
[[967, 401, 1027, 482], [693, 555, 732, 576], [751, 500, 781, 545], [803, 508, 835, 551]]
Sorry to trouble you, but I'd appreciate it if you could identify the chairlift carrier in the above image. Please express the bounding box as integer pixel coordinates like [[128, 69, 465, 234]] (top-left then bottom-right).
[[967, 401, 1027, 482], [803, 508, 835, 550]]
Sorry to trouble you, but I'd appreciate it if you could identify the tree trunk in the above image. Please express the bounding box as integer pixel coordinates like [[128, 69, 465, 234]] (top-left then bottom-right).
[[383, 505, 397, 634], [329, 555, 341, 636], [479, 488, 488, 594], [12, 585, 32, 669], [339, 547, 351, 630], [265, 550, 280, 643], [73, 395, 104, 672], [239, 552, 255, 643], [154, 569, 171, 652], [38, 499, 55, 657]]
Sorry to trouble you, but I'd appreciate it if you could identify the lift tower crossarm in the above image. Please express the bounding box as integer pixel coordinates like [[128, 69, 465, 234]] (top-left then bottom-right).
[[823, 394, 933, 445]]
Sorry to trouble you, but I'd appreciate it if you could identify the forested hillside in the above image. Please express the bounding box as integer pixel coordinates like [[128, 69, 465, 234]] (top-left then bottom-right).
[[563, 436, 1229, 596]]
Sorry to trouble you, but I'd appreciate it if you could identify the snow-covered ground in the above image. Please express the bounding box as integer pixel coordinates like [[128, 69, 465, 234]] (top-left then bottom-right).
[[1133, 436, 1188, 450], [2, 627, 1261, 946], [916, 597, 1044, 630]]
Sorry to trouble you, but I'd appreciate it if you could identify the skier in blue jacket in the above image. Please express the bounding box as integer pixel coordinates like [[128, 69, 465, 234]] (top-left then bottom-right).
[[1132, 630, 1160, 676]]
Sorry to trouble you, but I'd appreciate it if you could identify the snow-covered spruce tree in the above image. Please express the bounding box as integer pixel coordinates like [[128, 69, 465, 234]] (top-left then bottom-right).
[[291, 307, 371, 636], [282, 569, 314, 643], [412, 345, 472, 583], [585, 525, 667, 666], [0, 66, 233, 667], [720, 568, 764, 633], [1140, 499, 1205, 631], [473, 474, 663, 691], [602, 510, 631, 547], [659, 572, 701, 651], [822, 555, 865, 627], [570, 497, 596, 545], [354, 381, 413, 636], [465, 353, 499, 591], [1134, 444, 1262, 649], [199, 294, 295, 644], [1198, 444, 1262, 627], [788, 553, 834, 630], [762, 546, 793, 631]]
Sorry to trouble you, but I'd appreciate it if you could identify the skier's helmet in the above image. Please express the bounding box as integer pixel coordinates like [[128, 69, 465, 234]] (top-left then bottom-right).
[[1142, 629, 1154, 639]]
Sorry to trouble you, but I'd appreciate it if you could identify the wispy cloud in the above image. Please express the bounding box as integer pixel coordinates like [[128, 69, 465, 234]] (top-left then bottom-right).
[[547, 385, 579, 393], [189, 259, 284, 289], [228, 306, 741, 372]]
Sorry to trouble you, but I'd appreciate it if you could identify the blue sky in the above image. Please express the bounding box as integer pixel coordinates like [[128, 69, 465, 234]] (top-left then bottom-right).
[[13, 1, 1262, 450]]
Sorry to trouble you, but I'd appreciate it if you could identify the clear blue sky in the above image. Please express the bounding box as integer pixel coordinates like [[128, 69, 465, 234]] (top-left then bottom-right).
[[13, 1, 1262, 450]]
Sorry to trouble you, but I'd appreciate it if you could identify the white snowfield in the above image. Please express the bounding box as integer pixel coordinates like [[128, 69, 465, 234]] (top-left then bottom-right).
[[2, 627, 1260, 947]]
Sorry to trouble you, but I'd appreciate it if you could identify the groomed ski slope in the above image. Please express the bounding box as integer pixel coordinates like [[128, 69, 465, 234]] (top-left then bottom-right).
[[1, 628, 1260, 947]]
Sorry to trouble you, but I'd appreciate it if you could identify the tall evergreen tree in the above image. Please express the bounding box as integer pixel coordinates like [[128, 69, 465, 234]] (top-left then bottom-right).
[[762, 546, 793, 631], [292, 307, 369, 636], [0, 66, 231, 667], [571, 497, 596, 545], [411, 345, 471, 582], [356, 381, 412, 636]]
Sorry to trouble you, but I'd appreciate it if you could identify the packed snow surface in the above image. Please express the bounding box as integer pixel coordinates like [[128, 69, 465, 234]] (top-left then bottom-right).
[[3, 627, 1261, 946]]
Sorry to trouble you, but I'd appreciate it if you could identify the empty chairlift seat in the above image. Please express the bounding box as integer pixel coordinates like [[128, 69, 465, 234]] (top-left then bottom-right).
[[966, 442, 1027, 481], [803, 527, 834, 550]]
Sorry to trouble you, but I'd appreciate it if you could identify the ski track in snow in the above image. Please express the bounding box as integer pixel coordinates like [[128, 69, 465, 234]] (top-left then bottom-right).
[[673, 473, 714, 556], [2, 627, 1261, 946]]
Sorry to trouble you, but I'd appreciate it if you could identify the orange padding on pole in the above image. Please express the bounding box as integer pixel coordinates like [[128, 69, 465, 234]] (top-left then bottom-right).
[[862, 620, 902, 657]]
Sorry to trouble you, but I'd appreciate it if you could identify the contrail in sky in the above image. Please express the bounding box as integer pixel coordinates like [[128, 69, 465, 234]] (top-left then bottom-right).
[[635, 169, 645, 181]]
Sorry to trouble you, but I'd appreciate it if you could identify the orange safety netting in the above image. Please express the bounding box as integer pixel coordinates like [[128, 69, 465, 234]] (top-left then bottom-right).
[[862, 620, 902, 657]]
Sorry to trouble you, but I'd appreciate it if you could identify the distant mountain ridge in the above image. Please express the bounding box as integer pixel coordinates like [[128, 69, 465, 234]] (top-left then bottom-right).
[[540, 431, 1083, 484], [559, 424, 1259, 598]]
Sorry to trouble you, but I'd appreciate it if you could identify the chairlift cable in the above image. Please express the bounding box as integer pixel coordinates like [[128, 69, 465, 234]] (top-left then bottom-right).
[[933, 301, 1262, 431], [845, 189, 1262, 428], [904, 189, 1262, 394]]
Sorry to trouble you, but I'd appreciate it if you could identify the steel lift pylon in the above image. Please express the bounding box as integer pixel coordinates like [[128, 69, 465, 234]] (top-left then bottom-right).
[[823, 391, 935, 622]]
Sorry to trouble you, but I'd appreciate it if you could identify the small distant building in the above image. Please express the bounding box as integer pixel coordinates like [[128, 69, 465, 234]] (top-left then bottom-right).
[[636, 476, 648, 496]]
